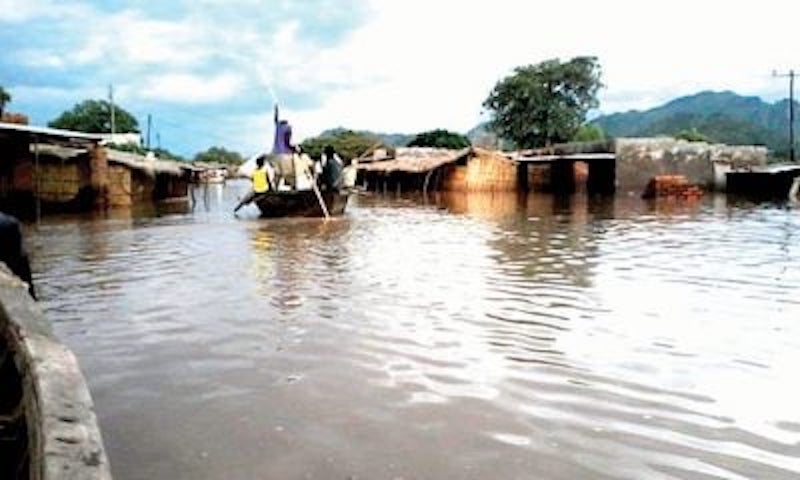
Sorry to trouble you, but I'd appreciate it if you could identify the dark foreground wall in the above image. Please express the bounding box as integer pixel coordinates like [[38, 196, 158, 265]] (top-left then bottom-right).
[[0, 265, 111, 480]]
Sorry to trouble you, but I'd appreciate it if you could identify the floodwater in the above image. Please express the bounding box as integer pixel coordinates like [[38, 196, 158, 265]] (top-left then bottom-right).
[[26, 181, 800, 479]]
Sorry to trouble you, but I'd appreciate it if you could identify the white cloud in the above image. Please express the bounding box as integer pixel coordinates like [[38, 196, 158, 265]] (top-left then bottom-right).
[[71, 10, 210, 67], [0, 0, 87, 22], [9, 0, 800, 155], [279, 0, 800, 137], [139, 73, 243, 104]]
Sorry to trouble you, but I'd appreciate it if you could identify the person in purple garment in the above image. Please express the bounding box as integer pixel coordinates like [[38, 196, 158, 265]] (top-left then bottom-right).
[[271, 104, 295, 188]]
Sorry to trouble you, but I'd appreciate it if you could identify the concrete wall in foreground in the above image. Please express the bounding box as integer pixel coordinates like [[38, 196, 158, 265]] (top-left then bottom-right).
[[615, 138, 768, 192], [0, 265, 112, 480]]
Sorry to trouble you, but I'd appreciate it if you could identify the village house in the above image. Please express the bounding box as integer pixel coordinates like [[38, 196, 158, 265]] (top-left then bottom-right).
[[0, 122, 196, 217]]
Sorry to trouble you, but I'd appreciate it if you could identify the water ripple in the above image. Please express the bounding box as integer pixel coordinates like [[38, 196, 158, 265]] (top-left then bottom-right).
[[26, 187, 800, 479]]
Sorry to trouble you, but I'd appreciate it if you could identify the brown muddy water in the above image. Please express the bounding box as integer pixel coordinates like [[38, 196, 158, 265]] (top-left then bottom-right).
[[24, 180, 800, 479]]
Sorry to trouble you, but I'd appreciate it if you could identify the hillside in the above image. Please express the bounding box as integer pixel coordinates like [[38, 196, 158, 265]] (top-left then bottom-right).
[[319, 128, 414, 147], [592, 91, 797, 157]]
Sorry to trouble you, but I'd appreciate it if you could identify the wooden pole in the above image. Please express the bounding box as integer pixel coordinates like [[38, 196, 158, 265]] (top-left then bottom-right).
[[33, 136, 40, 224], [791, 70, 795, 163], [311, 177, 330, 220]]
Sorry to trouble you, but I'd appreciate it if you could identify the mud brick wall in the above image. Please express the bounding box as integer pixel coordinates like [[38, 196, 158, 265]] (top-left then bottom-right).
[[527, 164, 550, 191], [107, 165, 132, 207], [443, 151, 518, 191], [615, 138, 768, 192], [130, 170, 155, 202], [36, 163, 82, 202]]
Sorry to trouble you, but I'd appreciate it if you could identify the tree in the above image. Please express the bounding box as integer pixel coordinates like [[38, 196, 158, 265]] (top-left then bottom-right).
[[573, 124, 606, 142], [408, 129, 471, 149], [674, 127, 710, 143], [483, 57, 602, 149], [49, 99, 139, 133], [0, 86, 10, 118], [301, 129, 392, 160], [108, 143, 186, 162], [193, 146, 244, 165]]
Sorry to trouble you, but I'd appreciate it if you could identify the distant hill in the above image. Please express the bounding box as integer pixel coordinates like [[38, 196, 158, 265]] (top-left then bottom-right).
[[592, 91, 798, 157], [319, 128, 414, 147]]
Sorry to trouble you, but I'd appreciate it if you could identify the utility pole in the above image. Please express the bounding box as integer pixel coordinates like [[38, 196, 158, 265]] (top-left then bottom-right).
[[774, 69, 796, 162], [146, 114, 152, 149], [157, 132, 161, 150], [108, 84, 116, 136]]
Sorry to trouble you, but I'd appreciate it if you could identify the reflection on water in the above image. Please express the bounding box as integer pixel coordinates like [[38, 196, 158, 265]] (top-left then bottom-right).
[[26, 181, 800, 479]]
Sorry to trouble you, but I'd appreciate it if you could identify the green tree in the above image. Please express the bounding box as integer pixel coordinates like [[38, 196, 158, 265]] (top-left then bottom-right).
[[0, 86, 10, 118], [193, 146, 244, 165], [483, 57, 602, 148], [301, 129, 391, 160], [573, 124, 606, 142], [408, 129, 471, 149], [49, 99, 139, 133], [674, 127, 710, 143], [108, 143, 186, 162]]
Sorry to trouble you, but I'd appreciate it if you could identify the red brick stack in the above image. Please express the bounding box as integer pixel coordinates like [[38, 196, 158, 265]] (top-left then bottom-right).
[[642, 175, 704, 199]]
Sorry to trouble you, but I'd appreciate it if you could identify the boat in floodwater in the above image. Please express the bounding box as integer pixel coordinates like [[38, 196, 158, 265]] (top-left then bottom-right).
[[255, 190, 350, 218]]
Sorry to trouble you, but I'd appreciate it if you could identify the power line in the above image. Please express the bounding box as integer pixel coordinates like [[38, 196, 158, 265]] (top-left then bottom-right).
[[108, 84, 116, 135]]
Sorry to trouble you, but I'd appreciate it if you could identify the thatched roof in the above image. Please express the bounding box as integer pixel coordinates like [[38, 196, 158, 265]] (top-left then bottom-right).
[[31, 144, 195, 177], [358, 147, 515, 174], [106, 149, 194, 177], [358, 147, 471, 174]]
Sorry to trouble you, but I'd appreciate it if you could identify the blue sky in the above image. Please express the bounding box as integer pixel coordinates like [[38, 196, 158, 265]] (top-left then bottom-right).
[[1, 0, 797, 157]]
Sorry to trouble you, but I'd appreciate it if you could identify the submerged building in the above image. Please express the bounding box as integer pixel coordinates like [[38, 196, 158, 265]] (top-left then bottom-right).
[[0, 122, 196, 217], [358, 139, 771, 196]]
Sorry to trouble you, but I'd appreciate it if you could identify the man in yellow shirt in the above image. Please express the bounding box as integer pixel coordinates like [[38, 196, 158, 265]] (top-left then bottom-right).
[[234, 156, 270, 213]]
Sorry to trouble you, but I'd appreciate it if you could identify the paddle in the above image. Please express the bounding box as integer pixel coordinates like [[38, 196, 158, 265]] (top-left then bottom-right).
[[302, 164, 330, 220]]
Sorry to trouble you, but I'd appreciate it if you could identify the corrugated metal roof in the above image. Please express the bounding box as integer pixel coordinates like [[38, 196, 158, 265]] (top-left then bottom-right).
[[0, 122, 103, 145]]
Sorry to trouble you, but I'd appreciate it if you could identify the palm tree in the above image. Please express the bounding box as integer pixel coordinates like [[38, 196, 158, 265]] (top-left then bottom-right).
[[0, 87, 11, 118]]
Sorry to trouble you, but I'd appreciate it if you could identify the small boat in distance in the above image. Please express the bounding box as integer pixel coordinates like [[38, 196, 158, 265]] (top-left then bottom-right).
[[255, 190, 350, 218]]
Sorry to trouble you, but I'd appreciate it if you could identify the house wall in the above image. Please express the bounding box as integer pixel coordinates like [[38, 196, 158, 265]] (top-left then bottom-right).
[[443, 151, 518, 191], [107, 165, 132, 207], [615, 138, 768, 192], [130, 170, 155, 202], [36, 162, 85, 202]]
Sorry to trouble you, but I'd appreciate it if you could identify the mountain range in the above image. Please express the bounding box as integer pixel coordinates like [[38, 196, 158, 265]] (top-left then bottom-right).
[[323, 91, 798, 158], [591, 91, 797, 157]]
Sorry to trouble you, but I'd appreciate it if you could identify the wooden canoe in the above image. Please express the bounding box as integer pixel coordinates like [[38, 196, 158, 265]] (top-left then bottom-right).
[[254, 190, 349, 218]]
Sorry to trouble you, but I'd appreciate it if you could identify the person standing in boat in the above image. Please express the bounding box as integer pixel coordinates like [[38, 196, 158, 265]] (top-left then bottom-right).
[[234, 155, 270, 213], [320, 145, 344, 191], [341, 157, 358, 192], [292, 145, 316, 190], [271, 104, 295, 189]]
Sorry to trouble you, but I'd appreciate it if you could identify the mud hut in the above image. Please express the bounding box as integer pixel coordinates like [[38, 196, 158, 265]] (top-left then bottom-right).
[[358, 147, 520, 193], [0, 122, 195, 215]]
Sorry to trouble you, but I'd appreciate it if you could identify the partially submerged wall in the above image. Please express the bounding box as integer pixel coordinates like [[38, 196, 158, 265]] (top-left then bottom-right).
[[615, 138, 768, 192], [0, 265, 111, 480], [443, 150, 517, 191]]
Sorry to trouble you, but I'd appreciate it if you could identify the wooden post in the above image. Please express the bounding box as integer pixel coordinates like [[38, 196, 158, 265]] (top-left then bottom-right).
[[89, 144, 109, 210], [33, 137, 40, 223]]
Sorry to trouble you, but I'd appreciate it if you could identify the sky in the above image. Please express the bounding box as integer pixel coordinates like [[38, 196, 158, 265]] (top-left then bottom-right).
[[1, 0, 798, 157]]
